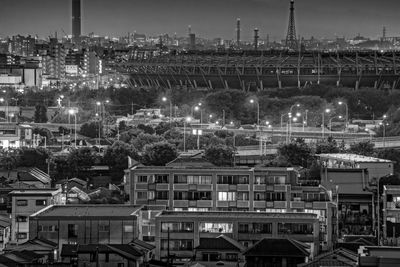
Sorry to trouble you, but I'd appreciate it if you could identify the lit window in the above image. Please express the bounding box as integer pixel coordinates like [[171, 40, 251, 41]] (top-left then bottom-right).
[[199, 222, 233, 233]]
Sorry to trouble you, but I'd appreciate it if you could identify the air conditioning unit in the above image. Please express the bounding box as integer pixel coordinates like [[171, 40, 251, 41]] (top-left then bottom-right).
[[293, 197, 301, 202]]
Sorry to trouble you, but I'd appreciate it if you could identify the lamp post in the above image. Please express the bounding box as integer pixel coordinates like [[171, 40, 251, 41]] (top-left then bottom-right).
[[162, 97, 173, 124], [68, 109, 77, 148], [194, 104, 203, 125], [338, 101, 349, 128], [329, 115, 343, 136], [192, 129, 203, 150], [208, 114, 213, 123], [250, 99, 260, 127], [288, 104, 300, 140], [319, 184, 340, 245], [322, 108, 331, 139], [183, 117, 191, 152], [380, 115, 388, 148]]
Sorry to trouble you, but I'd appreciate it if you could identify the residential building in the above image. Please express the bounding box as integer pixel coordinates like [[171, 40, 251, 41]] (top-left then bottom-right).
[[127, 165, 336, 251], [0, 123, 33, 148], [29, 204, 143, 261], [9, 188, 63, 244], [382, 185, 400, 245], [61, 243, 153, 267], [243, 238, 310, 267], [154, 211, 320, 264], [298, 248, 358, 267], [0, 215, 10, 251], [9, 35, 36, 57], [318, 153, 393, 237], [358, 246, 400, 266]]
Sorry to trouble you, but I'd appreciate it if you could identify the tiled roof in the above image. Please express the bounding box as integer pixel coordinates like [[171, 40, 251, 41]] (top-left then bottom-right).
[[107, 244, 143, 260], [130, 239, 156, 251], [0, 255, 18, 267], [317, 153, 392, 163], [31, 204, 142, 218], [243, 238, 309, 257], [196, 235, 242, 251], [17, 168, 51, 184], [61, 244, 144, 260], [298, 248, 357, 267]]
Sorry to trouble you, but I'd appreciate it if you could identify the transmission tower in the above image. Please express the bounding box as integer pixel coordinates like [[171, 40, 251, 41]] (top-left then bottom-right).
[[285, 0, 298, 50]]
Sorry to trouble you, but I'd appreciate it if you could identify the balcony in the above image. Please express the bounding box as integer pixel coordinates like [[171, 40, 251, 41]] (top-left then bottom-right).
[[237, 200, 250, 208], [197, 184, 212, 191], [313, 202, 328, 209], [135, 184, 148, 190], [254, 201, 266, 209], [173, 184, 188, 190], [274, 201, 287, 209], [216, 201, 229, 208], [237, 184, 250, 191], [173, 200, 189, 208], [274, 185, 288, 192], [254, 185, 266, 191], [290, 201, 305, 209], [197, 200, 213, 208], [156, 184, 169, 191], [216, 184, 229, 191]]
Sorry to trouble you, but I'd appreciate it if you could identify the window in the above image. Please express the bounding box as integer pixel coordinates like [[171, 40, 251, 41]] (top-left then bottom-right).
[[217, 192, 236, 201], [161, 222, 194, 233], [217, 175, 249, 185], [155, 174, 169, 183], [187, 175, 213, 184], [99, 224, 110, 232], [226, 253, 238, 261], [137, 191, 147, 200], [36, 199, 47, 206], [16, 216, 28, 222], [68, 224, 78, 238], [238, 223, 249, 233], [237, 192, 249, 201], [174, 191, 188, 200], [188, 191, 211, 201], [254, 192, 265, 201], [124, 225, 134, 233], [278, 223, 313, 235], [266, 176, 286, 185], [254, 176, 266, 185], [253, 223, 272, 234], [174, 175, 187, 183], [38, 225, 58, 232], [17, 232, 27, 239], [137, 175, 147, 183], [117, 263, 124, 267], [16, 200, 27, 206], [161, 239, 193, 251], [199, 222, 233, 233], [266, 192, 286, 201], [0, 197, 6, 204], [148, 191, 155, 200], [156, 191, 169, 200]]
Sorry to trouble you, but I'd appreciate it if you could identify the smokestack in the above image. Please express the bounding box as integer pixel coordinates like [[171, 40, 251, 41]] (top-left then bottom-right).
[[254, 28, 259, 51], [236, 18, 241, 46]]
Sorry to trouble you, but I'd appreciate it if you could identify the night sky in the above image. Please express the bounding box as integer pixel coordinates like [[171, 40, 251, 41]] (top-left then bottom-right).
[[0, 0, 399, 40]]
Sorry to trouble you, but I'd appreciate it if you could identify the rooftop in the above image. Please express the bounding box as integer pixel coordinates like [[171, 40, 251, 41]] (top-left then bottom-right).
[[9, 188, 61, 196], [157, 211, 317, 220], [244, 237, 310, 257], [317, 153, 392, 163], [30, 204, 142, 218]]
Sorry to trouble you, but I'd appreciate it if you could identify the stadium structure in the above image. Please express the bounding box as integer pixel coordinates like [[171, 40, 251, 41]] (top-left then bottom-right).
[[117, 50, 400, 91]]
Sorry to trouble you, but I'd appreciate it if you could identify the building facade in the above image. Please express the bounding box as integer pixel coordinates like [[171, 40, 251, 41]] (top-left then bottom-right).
[[9, 189, 63, 244], [154, 211, 319, 264], [127, 166, 336, 251]]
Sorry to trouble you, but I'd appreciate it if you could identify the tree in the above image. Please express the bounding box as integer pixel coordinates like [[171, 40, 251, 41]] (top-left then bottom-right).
[[278, 138, 312, 168], [34, 104, 48, 123], [0, 149, 19, 178], [142, 142, 178, 166], [349, 141, 375, 156], [67, 147, 96, 177], [375, 149, 400, 174], [80, 121, 102, 138], [104, 141, 139, 182], [18, 147, 49, 172], [131, 133, 165, 151], [204, 144, 235, 167], [316, 136, 341, 154], [137, 124, 155, 135]]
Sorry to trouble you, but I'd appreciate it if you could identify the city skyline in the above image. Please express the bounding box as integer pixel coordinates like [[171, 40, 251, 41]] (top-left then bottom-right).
[[1, 0, 400, 40]]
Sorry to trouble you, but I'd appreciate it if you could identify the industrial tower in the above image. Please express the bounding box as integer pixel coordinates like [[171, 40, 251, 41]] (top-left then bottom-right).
[[285, 0, 298, 50], [236, 18, 241, 46], [72, 0, 81, 44]]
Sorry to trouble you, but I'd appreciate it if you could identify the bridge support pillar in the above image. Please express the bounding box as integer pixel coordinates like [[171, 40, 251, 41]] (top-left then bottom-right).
[[355, 80, 359, 90], [278, 80, 282, 89], [374, 81, 378, 89], [224, 80, 229, 90], [260, 80, 264, 91], [241, 81, 245, 91], [193, 80, 198, 89], [167, 80, 172, 89], [208, 80, 213, 90], [393, 81, 396, 90], [336, 80, 340, 87], [179, 80, 183, 87]]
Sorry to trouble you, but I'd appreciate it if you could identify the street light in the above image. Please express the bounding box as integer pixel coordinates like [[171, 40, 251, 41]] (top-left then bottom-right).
[[162, 97, 173, 124], [192, 128, 203, 150], [68, 109, 77, 148], [322, 108, 331, 139], [289, 104, 300, 140], [329, 115, 343, 135], [338, 101, 349, 128], [183, 117, 192, 152], [194, 105, 203, 125], [250, 99, 260, 127]]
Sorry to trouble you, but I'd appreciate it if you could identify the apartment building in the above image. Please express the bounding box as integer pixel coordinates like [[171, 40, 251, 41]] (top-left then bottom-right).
[[9, 189, 63, 244], [127, 165, 336, 251], [154, 211, 319, 264]]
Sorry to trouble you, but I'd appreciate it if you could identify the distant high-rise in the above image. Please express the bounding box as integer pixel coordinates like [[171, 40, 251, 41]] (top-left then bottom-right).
[[236, 18, 241, 46], [285, 0, 298, 50], [189, 33, 196, 50], [72, 0, 81, 44], [254, 28, 259, 51]]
